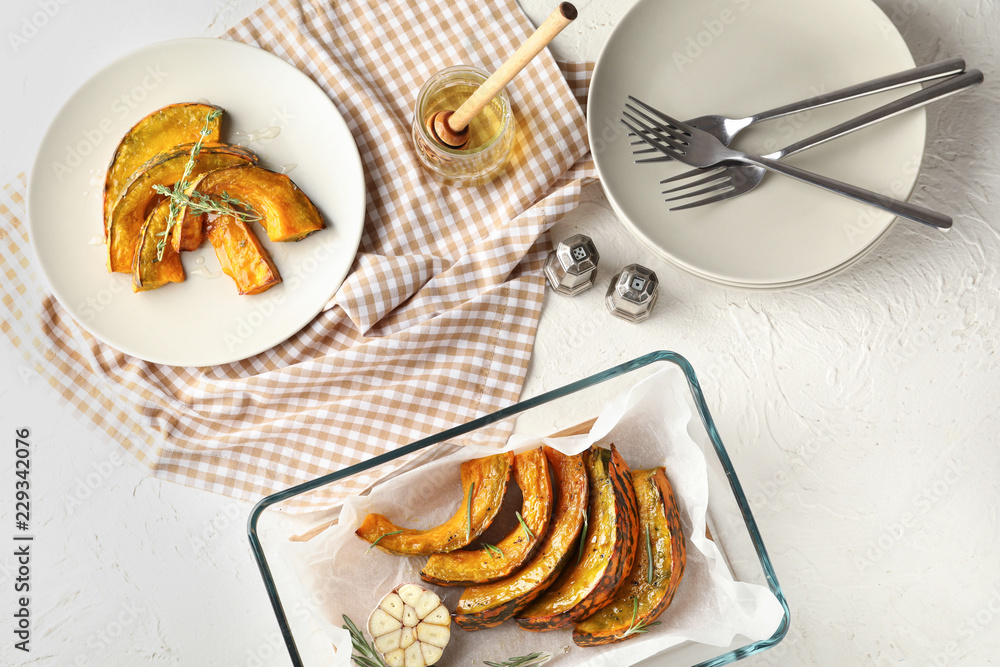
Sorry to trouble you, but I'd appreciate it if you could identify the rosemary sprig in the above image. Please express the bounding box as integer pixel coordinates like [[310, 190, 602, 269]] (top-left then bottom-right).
[[365, 530, 404, 554], [155, 108, 222, 260], [645, 525, 655, 585], [342, 614, 387, 667], [466, 481, 475, 541], [576, 508, 588, 565], [515, 511, 535, 540], [482, 543, 504, 557], [483, 651, 553, 667], [615, 596, 661, 640]]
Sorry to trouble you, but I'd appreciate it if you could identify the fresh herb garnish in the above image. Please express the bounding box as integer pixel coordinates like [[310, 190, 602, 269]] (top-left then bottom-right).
[[152, 185, 260, 225], [576, 508, 589, 564], [645, 525, 655, 585], [515, 511, 534, 540], [342, 614, 387, 667], [483, 652, 553, 667], [155, 108, 222, 260], [365, 530, 403, 554], [615, 596, 661, 639], [482, 543, 504, 557], [466, 481, 475, 541]]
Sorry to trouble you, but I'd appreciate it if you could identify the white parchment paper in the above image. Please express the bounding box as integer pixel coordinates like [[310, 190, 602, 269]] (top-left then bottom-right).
[[280, 366, 785, 666]]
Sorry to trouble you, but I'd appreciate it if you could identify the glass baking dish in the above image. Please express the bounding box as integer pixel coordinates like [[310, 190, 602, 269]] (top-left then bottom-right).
[[248, 350, 790, 666]]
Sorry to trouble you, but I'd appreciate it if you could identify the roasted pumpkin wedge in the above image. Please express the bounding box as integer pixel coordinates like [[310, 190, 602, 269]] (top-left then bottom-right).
[[515, 445, 639, 631], [207, 214, 282, 295], [421, 447, 553, 586], [168, 171, 216, 253], [169, 210, 206, 252], [453, 447, 588, 630], [186, 165, 325, 242], [357, 452, 513, 556], [103, 102, 222, 233], [131, 201, 185, 292], [573, 467, 686, 646], [106, 142, 256, 273]]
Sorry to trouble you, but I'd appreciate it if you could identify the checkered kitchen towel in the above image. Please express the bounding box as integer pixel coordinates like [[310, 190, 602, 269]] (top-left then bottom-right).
[[0, 0, 596, 503]]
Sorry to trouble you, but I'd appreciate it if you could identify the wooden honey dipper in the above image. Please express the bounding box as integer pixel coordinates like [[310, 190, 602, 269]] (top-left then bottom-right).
[[427, 2, 578, 149]]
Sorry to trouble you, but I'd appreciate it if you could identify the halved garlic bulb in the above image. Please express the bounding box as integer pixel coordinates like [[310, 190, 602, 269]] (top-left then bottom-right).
[[368, 583, 451, 667]]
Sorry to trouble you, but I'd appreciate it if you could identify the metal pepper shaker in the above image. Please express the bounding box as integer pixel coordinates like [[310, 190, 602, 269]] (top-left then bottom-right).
[[606, 264, 659, 322], [544, 234, 600, 296]]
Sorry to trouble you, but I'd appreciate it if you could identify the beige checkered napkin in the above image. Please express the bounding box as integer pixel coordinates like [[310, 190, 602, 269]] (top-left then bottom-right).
[[0, 0, 598, 504]]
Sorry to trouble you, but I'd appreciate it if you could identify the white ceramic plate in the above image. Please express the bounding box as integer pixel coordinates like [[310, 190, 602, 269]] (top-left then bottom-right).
[[589, 0, 926, 288], [29, 38, 366, 366]]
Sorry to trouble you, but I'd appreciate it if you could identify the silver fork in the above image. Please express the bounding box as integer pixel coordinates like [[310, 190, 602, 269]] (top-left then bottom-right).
[[659, 69, 983, 210], [630, 57, 965, 161], [621, 97, 952, 229]]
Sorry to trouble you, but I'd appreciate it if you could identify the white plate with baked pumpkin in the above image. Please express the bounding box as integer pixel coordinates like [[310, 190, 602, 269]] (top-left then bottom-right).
[[29, 38, 366, 366]]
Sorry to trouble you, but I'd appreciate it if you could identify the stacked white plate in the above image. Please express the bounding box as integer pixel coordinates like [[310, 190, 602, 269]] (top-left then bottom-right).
[[588, 0, 927, 288]]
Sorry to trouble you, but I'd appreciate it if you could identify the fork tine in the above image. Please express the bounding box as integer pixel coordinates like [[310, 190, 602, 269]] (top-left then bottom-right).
[[661, 169, 728, 193], [622, 111, 687, 151], [636, 154, 673, 163], [624, 104, 688, 144], [668, 189, 738, 211], [627, 96, 693, 134], [664, 180, 732, 201], [620, 118, 684, 159], [660, 165, 714, 185]]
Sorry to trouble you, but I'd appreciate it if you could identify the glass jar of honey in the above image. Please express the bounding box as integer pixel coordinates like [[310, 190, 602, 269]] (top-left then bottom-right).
[[412, 65, 515, 187]]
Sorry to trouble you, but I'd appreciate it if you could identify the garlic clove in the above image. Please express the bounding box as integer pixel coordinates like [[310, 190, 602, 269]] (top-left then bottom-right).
[[421, 644, 444, 665], [380, 593, 405, 621]]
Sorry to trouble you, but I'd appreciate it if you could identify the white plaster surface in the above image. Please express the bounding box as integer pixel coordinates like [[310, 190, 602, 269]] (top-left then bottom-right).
[[1, 0, 999, 665]]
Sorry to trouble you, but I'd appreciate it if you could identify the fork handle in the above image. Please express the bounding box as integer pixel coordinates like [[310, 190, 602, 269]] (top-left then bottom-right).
[[773, 70, 984, 159], [746, 155, 952, 229], [750, 57, 966, 124]]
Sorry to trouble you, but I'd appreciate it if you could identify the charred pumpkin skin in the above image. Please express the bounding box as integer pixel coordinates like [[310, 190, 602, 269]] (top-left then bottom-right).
[[131, 201, 185, 292], [453, 447, 588, 631], [356, 452, 513, 556], [106, 143, 256, 273], [421, 447, 553, 586], [103, 103, 222, 234], [207, 215, 282, 295], [515, 445, 639, 631], [573, 467, 686, 646], [189, 165, 326, 242]]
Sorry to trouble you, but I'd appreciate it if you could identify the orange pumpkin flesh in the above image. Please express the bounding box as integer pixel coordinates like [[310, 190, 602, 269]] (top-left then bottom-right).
[[573, 467, 686, 646], [421, 447, 553, 586], [515, 445, 639, 631], [187, 165, 325, 243], [104, 102, 222, 234], [356, 452, 513, 556], [206, 214, 282, 296], [106, 142, 256, 273], [131, 201, 185, 292], [453, 447, 588, 630]]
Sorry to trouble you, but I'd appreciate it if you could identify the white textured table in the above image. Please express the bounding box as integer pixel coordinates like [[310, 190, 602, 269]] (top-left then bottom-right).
[[1, 0, 998, 665]]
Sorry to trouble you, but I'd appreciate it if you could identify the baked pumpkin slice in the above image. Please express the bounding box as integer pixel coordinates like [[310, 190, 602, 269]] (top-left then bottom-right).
[[573, 467, 686, 646], [131, 201, 185, 292], [421, 447, 553, 586], [357, 452, 513, 556], [515, 445, 639, 631], [453, 447, 588, 630], [106, 142, 256, 273], [185, 165, 325, 242], [104, 102, 223, 234], [207, 214, 282, 295]]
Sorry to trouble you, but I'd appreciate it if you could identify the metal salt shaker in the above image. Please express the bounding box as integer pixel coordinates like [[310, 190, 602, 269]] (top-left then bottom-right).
[[544, 234, 600, 296], [606, 264, 658, 322]]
